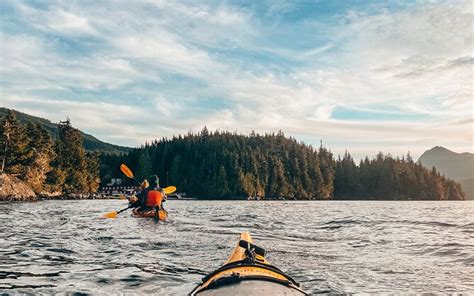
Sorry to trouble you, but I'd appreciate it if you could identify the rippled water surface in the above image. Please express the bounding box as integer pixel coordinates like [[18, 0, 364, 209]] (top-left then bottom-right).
[[1, 200, 473, 295]]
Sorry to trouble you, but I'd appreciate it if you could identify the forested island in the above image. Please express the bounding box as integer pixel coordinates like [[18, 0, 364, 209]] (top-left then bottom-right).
[[0, 110, 465, 201], [101, 127, 465, 200]]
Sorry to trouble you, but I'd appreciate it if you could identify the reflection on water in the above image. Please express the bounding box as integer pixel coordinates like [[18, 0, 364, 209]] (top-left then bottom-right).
[[0, 200, 473, 294]]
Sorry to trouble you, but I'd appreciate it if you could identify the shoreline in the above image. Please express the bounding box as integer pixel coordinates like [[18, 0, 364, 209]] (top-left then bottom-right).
[[0, 193, 116, 203], [1, 197, 470, 204]]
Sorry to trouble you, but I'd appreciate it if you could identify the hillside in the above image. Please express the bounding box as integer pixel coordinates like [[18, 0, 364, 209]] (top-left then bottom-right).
[[418, 146, 474, 200], [100, 129, 465, 200], [0, 107, 130, 154], [459, 178, 474, 201]]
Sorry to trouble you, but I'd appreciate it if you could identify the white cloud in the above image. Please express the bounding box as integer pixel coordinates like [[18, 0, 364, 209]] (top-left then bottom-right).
[[46, 9, 97, 35], [0, 1, 472, 158]]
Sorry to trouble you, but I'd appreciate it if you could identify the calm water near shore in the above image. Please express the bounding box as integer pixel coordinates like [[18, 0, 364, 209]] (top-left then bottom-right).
[[1, 200, 473, 295]]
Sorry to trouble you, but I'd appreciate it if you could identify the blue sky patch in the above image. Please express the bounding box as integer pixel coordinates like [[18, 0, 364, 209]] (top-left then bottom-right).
[[331, 106, 431, 121]]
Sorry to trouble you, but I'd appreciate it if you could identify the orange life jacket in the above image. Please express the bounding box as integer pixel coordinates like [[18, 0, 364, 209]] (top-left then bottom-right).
[[146, 190, 163, 207]]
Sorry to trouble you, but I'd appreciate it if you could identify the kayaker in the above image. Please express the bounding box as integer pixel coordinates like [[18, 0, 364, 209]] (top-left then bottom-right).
[[148, 175, 167, 212], [130, 175, 165, 212], [129, 179, 149, 209]]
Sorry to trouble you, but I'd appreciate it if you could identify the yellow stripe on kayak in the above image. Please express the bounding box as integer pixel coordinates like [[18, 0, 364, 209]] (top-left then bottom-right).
[[131, 208, 168, 220], [199, 265, 288, 290]]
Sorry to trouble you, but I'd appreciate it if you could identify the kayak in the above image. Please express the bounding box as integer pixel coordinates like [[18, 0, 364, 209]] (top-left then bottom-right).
[[131, 208, 168, 220], [189, 232, 307, 295]]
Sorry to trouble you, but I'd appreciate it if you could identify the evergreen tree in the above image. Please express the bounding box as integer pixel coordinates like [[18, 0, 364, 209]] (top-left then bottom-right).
[[318, 145, 335, 199], [85, 151, 100, 192], [24, 123, 55, 193], [211, 165, 229, 198], [51, 119, 89, 193], [0, 111, 31, 176], [136, 149, 153, 181], [170, 154, 182, 185]]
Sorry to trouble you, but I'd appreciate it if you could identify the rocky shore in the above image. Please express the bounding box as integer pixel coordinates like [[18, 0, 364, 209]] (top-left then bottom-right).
[[0, 174, 36, 202], [38, 192, 112, 201], [0, 173, 112, 202]]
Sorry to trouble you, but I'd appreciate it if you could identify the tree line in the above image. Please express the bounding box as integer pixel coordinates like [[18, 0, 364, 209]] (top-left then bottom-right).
[[101, 128, 465, 200], [334, 151, 464, 200], [0, 111, 100, 194]]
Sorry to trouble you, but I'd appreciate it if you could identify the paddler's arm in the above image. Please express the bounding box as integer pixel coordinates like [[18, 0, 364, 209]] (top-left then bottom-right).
[[128, 194, 139, 207]]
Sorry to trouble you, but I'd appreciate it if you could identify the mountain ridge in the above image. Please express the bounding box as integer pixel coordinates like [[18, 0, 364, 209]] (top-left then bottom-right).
[[0, 107, 131, 154], [418, 146, 474, 200]]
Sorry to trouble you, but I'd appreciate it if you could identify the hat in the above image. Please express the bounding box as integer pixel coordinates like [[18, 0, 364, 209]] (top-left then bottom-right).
[[149, 175, 159, 187]]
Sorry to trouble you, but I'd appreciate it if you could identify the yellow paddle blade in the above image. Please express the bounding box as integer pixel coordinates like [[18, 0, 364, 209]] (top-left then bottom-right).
[[103, 211, 118, 218], [120, 164, 134, 178], [164, 186, 177, 195]]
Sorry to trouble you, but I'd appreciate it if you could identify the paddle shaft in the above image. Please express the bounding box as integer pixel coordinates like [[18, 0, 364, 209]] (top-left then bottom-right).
[[117, 206, 131, 214]]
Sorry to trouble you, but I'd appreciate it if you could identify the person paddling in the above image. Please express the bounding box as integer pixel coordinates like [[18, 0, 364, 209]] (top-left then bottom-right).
[[129, 179, 148, 209], [130, 175, 165, 214], [102, 164, 174, 220]]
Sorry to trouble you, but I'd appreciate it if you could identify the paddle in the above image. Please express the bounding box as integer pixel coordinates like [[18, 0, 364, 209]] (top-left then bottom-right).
[[103, 206, 131, 218], [102, 164, 139, 219], [154, 206, 160, 223], [120, 164, 141, 185], [163, 186, 177, 195], [122, 164, 176, 195]]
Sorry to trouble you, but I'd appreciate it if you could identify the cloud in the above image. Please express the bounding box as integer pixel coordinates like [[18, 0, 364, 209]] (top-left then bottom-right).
[[0, 0, 472, 159]]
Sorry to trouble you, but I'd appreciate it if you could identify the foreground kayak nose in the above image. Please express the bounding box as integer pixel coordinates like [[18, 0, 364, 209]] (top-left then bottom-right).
[[190, 232, 307, 295]]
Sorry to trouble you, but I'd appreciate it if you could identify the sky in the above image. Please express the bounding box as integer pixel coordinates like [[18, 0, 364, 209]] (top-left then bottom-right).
[[0, 0, 473, 161]]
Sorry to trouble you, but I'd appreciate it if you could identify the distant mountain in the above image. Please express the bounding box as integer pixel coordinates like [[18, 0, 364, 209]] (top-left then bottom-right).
[[0, 107, 131, 154], [418, 146, 474, 200]]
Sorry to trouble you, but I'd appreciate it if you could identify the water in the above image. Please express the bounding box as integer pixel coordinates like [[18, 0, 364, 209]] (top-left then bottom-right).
[[0, 200, 473, 295]]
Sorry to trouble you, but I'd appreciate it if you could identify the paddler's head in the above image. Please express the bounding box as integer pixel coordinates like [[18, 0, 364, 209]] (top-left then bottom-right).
[[149, 175, 159, 188]]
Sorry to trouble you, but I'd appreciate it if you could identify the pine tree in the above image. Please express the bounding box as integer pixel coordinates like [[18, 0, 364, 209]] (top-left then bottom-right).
[[51, 119, 89, 193], [85, 152, 100, 192], [136, 149, 153, 181], [0, 111, 31, 176], [24, 123, 55, 193], [318, 145, 335, 199], [170, 154, 182, 185], [214, 165, 229, 198]]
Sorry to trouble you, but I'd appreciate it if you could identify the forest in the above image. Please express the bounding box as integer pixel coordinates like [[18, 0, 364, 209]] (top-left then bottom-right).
[[0, 111, 100, 194], [0, 109, 464, 200], [100, 127, 465, 200]]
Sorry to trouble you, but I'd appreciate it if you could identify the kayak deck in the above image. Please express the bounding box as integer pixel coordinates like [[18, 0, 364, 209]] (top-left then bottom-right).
[[190, 232, 306, 295], [224, 232, 269, 265]]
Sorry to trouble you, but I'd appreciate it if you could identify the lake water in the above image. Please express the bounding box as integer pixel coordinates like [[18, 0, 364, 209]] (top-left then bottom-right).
[[1, 200, 473, 295]]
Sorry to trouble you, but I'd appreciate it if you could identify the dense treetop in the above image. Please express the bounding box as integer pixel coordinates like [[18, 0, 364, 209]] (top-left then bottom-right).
[[0, 108, 464, 200], [0, 111, 100, 194], [101, 128, 465, 200]]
